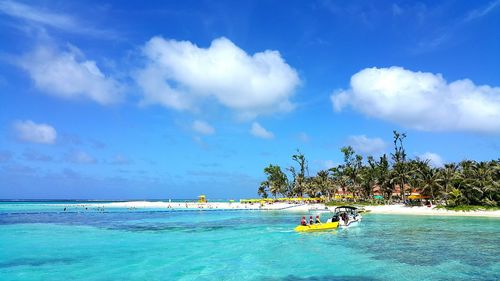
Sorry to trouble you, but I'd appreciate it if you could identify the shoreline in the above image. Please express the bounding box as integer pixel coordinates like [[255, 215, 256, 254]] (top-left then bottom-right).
[[50, 201, 500, 218], [363, 205, 500, 218]]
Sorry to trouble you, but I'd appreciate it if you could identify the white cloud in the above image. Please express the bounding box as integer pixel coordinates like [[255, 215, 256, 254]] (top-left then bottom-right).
[[66, 151, 96, 164], [419, 152, 444, 167], [465, 0, 500, 22], [136, 37, 300, 118], [192, 120, 215, 135], [0, 0, 115, 37], [331, 66, 500, 133], [346, 135, 386, 156], [13, 120, 57, 144], [0, 1, 76, 28], [250, 122, 274, 139], [18, 45, 122, 105]]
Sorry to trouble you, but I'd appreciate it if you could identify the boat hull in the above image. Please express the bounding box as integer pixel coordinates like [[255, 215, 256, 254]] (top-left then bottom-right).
[[339, 217, 362, 228], [294, 221, 339, 232]]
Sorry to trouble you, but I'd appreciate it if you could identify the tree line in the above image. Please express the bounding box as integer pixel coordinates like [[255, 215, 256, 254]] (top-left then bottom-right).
[[258, 131, 499, 207]]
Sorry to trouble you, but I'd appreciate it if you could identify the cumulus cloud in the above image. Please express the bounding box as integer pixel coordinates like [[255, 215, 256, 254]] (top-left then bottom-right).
[[250, 122, 274, 139], [136, 37, 300, 118], [419, 152, 444, 167], [331, 66, 500, 133], [346, 135, 386, 156], [13, 120, 57, 144], [18, 45, 122, 105], [192, 120, 215, 135]]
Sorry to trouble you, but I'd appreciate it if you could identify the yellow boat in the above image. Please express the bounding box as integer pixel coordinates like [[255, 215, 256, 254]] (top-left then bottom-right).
[[294, 221, 339, 232]]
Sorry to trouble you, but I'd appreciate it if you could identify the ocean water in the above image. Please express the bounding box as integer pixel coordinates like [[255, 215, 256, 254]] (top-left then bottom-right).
[[0, 202, 499, 281]]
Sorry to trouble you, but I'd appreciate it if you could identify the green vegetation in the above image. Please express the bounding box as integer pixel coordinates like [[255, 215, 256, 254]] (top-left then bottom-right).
[[258, 131, 500, 208]]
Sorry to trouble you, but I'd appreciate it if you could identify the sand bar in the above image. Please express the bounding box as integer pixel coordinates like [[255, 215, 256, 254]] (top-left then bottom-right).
[[55, 201, 500, 217]]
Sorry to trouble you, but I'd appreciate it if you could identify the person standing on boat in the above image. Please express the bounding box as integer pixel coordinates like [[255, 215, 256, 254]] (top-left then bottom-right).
[[341, 212, 348, 224]]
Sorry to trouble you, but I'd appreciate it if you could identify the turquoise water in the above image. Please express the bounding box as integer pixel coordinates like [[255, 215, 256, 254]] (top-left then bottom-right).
[[0, 202, 499, 280]]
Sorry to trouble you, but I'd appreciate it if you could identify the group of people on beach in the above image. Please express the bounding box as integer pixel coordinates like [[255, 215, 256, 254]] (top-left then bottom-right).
[[300, 215, 321, 226], [61, 205, 108, 213]]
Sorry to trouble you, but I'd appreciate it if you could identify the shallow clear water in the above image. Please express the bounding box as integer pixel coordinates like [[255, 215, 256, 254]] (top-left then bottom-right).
[[0, 202, 499, 281]]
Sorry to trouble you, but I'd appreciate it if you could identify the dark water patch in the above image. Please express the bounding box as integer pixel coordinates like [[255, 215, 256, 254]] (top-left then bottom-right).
[[326, 216, 500, 268], [0, 257, 75, 268], [0, 210, 293, 236], [112, 223, 229, 233], [261, 275, 380, 281], [106, 215, 277, 233]]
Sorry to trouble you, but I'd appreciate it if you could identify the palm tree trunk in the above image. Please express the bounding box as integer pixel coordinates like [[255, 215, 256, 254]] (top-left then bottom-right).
[[400, 181, 406, 202]]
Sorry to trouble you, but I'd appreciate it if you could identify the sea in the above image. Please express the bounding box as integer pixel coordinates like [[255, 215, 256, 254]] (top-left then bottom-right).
[[0, 201, 499, 281]]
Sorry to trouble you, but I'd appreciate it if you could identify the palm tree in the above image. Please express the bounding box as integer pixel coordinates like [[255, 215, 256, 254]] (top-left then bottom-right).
[[304, 176, 321, 198], [359, 156, 377, 200], [340, 146, 363, 200], [416, 161, 443, 200], [390, 162, 413, 202], [257, 134, 499, 207], [258, 181, 269, 198], [473, 161, 497, 206], [329, 166, 349, 200], [490, 160, 500, 203], [447, 188, 465, 206], [376, 154, 393, 201], [261, 164, 288, 198], [289, 150, 308, 197], [441, 163, 458, 197], [314, 170, 331, 199], [391, 131, 409, 201], [456, 160, 483, 205]]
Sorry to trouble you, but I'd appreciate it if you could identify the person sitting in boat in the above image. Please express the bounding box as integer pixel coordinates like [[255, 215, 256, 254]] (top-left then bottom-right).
[[309, 216, 314, 225], [327, 214, 336, 223], [315, 215, 321, 224], [300, 216, 307, 226]]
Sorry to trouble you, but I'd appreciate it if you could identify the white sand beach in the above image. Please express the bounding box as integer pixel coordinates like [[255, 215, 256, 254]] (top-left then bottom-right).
[[64, 201, 316, 211], [58, 201, 500, 217], [363, 204, 500, 218]]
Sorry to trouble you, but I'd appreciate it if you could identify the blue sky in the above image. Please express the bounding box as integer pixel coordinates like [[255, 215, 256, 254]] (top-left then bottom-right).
[[0, 0, 499, 199]]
